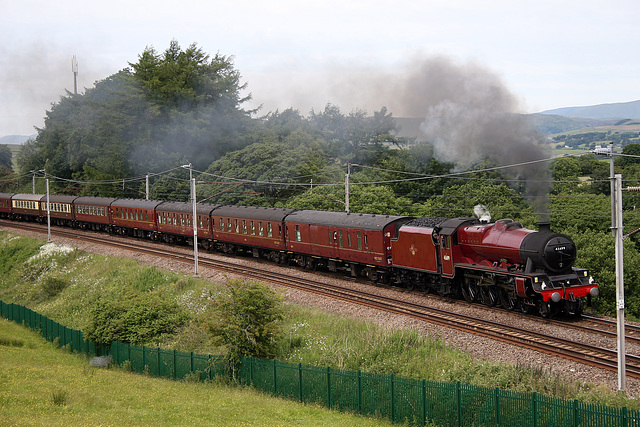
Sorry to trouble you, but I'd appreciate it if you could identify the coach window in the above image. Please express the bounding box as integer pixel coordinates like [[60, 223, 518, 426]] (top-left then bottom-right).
[[267, 222, 273, 238], [234, 219, 239, 233], [294, 225, 301, 241], [198, 216, 203, 229], [242, 220, 247, 234], [251, 221, 255, 235], [348, 233, 352, 247], [181, 214, 185, 226], [364, 234, 369, 249], [258, 222, 264, 236], [339, 230, 344, 247], [357, 232, 363, 250]]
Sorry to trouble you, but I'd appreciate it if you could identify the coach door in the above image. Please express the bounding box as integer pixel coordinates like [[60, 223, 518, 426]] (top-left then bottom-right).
[[440, 234, 454, 277]]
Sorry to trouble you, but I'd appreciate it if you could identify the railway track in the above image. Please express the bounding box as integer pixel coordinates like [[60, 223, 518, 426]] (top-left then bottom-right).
[[2, 219, 639, 379]]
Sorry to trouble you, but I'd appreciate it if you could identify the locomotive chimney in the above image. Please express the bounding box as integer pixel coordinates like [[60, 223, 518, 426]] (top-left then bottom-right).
[[538, 222, 551, 233]]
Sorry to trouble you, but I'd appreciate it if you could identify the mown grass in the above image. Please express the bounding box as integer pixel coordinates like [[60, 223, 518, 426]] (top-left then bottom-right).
[[0, 230, 638, 412], [0, 319, 391, 426]]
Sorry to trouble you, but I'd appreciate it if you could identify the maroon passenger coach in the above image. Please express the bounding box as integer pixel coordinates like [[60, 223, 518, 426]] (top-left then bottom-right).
[[284, 210, 411, 280]]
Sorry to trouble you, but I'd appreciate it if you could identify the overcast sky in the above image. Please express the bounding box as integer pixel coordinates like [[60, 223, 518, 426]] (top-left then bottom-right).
[[1, 0, 638, 136]]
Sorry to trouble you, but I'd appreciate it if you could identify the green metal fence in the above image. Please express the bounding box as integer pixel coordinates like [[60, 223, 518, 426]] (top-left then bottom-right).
[[1, 300, 98, 356], [109, 341, 226, 381], [2, 299, 640, 426]]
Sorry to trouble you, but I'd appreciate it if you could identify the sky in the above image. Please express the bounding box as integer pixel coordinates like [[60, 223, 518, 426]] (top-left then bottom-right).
[[1, 0, 639, 137]]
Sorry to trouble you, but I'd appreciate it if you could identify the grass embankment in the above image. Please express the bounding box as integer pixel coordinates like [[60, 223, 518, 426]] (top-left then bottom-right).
[[0, 319, 390, 426], [0, 230, 637, 413]]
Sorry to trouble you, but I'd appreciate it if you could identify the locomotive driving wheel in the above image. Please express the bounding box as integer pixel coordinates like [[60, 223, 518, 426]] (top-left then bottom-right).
[[461, 277, 479, 303], [498, 288, 519, 311], [479, 286, 499, 307]]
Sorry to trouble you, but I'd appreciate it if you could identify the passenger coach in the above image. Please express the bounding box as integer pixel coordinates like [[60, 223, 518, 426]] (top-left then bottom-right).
[[0, 193, 15, 219], [11, 193, 44, 221], [74, 196, 117, 232], [284, 210, 411, 280], [40, 195, 78, 227], [110, 199, 162, 238], [156, 201, 219, 249], [210, 205, 296, 263]]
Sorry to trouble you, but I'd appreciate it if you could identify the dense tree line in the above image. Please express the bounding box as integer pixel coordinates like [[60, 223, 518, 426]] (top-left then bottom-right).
[[12, 41, 640, 319]]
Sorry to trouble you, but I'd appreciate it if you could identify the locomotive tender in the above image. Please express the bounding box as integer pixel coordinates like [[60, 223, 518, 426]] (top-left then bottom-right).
[[0, 192, 598, 317]]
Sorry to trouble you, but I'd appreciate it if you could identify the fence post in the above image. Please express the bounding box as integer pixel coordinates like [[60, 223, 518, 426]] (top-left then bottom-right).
[[298, 363, 303, 403], [273, 359, 278, 395], [532, 392, 537, 427], [573, 400, 579, 427], [327, 367, 331, 409], [495, 388, 500, 425], [208, 355, 213, 381], [191, 351, 194, 375], [358, 370, 363, 415], [457, 381, 462, 427], [623, 406, 628, 427], [157, 347, 161, 377], [422, 379, 427, 427], [391, 374, 395, 423], [173, 349, 177, 379], [249, 357, 254, 385]]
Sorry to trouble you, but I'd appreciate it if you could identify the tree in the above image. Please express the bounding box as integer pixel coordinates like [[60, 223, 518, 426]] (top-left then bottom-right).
[[0, 145, 12, 169], [549, 193, 611, 234], [617, 143, 640, 167], [130, 40, 249, 113], [17, 41, 253, 187], [571, 229, 640, 319], [204, 279, 284, 375], [418, 181, 538, 227]]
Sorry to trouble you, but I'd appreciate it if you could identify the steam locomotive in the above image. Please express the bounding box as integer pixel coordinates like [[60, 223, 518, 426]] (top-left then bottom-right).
[[0, 192, 598, 317]]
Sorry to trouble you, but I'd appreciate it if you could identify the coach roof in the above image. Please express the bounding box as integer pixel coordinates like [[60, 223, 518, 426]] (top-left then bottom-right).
[[12, 193, 44, 202], [286, 210, 412, 230], [111, 198, 164, 209], [156, 201, 220, 215], [39, 195, 78, 204], [211, 205, 297, 221], [73, 196, 118, 206]]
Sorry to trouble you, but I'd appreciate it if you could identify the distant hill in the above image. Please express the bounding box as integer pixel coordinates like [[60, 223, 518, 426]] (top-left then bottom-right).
[[392, 115, 616, 140], [393, 101, 640, 140], [539, 100, 640, 120], [0, 135, 36, 145]]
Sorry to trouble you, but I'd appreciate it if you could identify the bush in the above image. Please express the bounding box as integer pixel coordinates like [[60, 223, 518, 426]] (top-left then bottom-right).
[[83, 288, 189, 345], [204, 279, 284, 365]]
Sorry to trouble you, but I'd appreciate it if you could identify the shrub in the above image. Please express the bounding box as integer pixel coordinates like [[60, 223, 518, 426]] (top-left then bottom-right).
[[204, 279, 284, 366], [83, 288, 189, 345]]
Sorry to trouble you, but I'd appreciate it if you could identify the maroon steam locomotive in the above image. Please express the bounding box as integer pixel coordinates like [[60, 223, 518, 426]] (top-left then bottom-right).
[[0, 192, 598, 317]]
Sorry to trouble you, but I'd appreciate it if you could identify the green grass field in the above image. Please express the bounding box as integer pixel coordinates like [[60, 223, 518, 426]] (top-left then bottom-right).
[[0, 318, 392, 426]]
